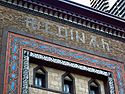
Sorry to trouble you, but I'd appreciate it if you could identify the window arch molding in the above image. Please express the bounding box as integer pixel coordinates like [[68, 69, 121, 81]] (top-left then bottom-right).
[[33, 65, 48, 88], [88, 79, 101, 94], [62, 72, 75, 94]]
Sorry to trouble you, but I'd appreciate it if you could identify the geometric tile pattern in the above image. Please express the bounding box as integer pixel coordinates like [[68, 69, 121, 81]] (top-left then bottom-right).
[[3, 32, 125, 94]]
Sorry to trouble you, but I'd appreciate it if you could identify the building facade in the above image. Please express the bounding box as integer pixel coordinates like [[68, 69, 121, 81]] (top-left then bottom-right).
[[90, 0, 109, 12], [0, 0, 125, 94], [109, 0, 125, 19]]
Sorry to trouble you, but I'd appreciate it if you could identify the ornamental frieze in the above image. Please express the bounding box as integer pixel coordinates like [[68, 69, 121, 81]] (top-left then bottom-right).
[[25, 17, 110, 52], [3, 32, 124, 94], [0, 6, 125, 62]]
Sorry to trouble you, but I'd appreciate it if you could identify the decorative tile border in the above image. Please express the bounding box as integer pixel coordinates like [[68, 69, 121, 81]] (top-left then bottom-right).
[[28, 51, 115, 94], [3, 32, 125, 94], [29, 51, 110, 76], [22, 51, 29, 94]]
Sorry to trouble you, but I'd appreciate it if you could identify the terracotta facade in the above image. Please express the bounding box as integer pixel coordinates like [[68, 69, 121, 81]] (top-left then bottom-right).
[[0, 1, 125, 94]]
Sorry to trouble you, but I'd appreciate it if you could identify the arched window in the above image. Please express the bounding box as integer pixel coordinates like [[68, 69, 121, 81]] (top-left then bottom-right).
[[88, 79, 101, 94], [33, 66, 47, 88], [62, 73, 75, 94]]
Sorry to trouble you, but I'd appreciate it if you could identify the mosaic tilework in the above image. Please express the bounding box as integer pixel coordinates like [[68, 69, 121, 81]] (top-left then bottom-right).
[[3, 32, 125, 94], [29, 51, 115, 94], [22, 51, 29, 94]]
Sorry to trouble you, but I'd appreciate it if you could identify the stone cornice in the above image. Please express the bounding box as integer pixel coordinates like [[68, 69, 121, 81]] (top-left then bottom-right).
[[0, 0, 125, 40]]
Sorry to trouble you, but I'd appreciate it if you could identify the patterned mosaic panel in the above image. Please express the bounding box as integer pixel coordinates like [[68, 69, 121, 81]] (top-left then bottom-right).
[[22, 51, 29, 94], [28, 51, 115, 94], [3, 32, 125, 94]]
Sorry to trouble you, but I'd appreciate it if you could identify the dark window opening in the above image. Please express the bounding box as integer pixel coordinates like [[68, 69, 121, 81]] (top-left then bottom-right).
[[62, 73, 74, 94], [64, 80, 73, 93], [89, 79, 100, 94], [90, 85, 99, 94], [35, 72, 46, 88], [33, 66, 47, 88]]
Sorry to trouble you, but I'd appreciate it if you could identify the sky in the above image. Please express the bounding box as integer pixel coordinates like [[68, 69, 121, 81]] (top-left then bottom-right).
[[70, 0, 90, 6], [71, 0, 117, 8]]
